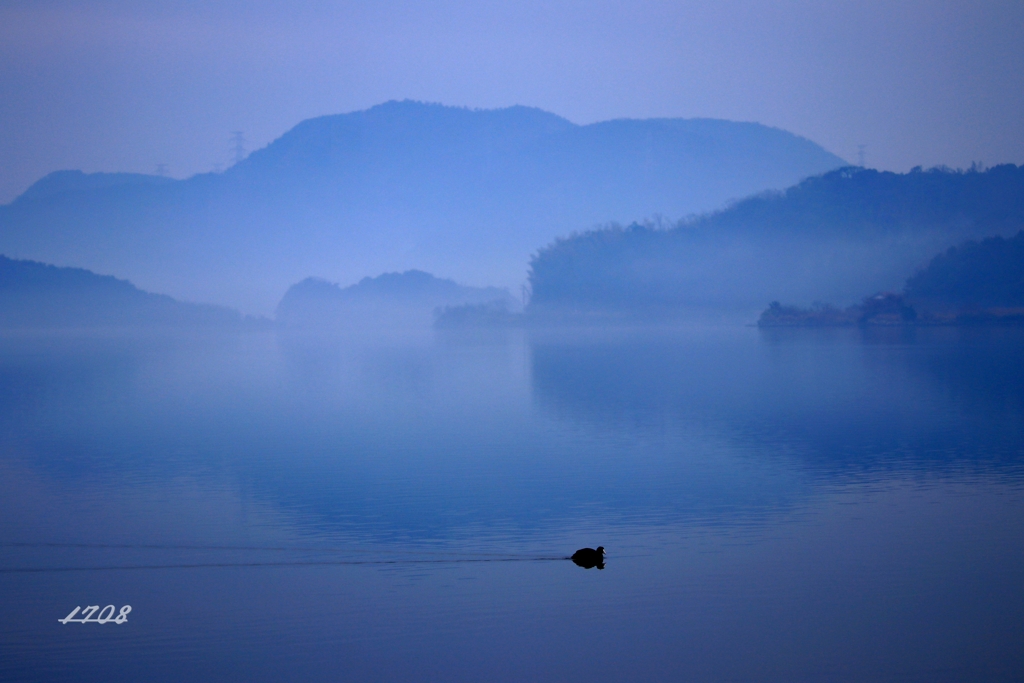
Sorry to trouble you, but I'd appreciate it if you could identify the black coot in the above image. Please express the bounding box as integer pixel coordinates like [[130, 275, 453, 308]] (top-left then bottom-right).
[[571, 546, 605, 569]]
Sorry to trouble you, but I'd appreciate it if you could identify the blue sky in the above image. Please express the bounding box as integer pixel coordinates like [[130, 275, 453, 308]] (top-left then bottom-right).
[[2, 0, 1022, 203]]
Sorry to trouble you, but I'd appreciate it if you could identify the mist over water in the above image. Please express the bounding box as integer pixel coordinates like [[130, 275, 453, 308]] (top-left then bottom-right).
[[1, 324, 1022, 682]]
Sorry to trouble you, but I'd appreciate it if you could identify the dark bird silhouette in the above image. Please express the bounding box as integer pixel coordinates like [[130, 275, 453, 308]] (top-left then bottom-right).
[[571, 546, 605, 570]]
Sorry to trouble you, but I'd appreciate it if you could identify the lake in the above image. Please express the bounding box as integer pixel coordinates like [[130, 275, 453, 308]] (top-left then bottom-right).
[[1, 324, 1022, 682]]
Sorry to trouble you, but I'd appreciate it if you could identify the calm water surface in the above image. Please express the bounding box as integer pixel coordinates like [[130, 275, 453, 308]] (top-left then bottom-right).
[[1, 324, 1022, 682]]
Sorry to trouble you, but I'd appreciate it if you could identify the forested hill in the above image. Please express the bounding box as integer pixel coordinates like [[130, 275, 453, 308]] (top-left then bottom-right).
[[0, 256, 249, 329], [689, 163, 1024, 236], [276, 270, 512, 329], [0, 100, 845, 315], [527, 165, 1024, 314], [905, 230, 1024, 308]]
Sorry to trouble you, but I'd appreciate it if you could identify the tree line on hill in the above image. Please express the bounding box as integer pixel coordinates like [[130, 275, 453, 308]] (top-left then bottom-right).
[[527, 164, 1024, 316]]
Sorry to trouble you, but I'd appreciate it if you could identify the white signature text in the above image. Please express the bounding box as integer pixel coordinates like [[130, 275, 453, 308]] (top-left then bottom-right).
[[59, 605, 131, 624]]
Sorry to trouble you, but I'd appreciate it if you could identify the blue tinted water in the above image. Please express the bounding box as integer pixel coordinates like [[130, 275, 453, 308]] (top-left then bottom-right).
[[1, 325, 1022, 682]]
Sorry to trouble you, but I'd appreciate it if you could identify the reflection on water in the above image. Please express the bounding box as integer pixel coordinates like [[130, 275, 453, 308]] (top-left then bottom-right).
[[1, 325, 1022, 682], [531, 325, 1024, 478]]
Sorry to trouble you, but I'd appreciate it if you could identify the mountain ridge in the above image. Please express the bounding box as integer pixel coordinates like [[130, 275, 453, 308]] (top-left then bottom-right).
[[0, 254, 255, 329], [0, 100, 847, 314]]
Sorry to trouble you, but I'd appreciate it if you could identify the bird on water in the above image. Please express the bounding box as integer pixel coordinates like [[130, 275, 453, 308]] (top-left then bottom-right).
[[571, 546, 605, 569]]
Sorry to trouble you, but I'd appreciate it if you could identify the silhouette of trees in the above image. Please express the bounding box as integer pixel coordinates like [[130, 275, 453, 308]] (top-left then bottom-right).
[[528, 165, 1024, 312], [905, 230, 1024, 308]]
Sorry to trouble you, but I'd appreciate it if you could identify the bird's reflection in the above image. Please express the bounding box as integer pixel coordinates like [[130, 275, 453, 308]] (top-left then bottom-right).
[[571, 546, 605, 570]]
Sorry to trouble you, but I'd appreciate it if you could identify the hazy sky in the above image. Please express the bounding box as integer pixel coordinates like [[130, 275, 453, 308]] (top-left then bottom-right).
[[2, 0, 1022, 203]]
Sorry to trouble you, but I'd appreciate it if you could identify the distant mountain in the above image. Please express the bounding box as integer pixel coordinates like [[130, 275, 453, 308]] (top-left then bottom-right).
[[527, 165, 1024, 315], [12, 170, 175, 203], [277, 270, 513, 329], [0, 101, 846, 315], [0, 255, 250, 329]]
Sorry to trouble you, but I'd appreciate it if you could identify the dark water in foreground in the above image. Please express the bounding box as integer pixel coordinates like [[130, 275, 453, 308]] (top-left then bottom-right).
[[1, 325, 1022, 682]]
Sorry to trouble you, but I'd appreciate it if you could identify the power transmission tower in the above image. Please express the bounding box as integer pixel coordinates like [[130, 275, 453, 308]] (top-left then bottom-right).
[[155, 163, 169, 177], [857, 144, 866, 168], [230, 131, 247, 165]]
